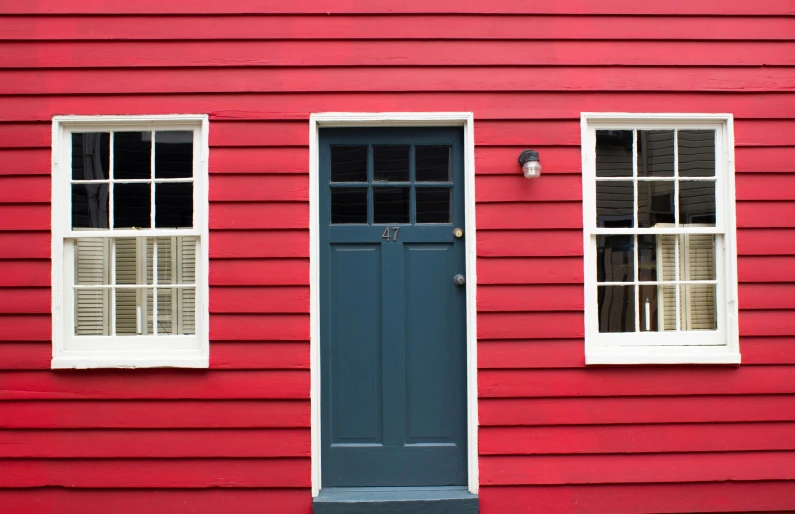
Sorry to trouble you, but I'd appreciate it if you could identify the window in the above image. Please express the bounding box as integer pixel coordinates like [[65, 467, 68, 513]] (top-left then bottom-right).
[[581, 114, 739, 365], [51, 115, 209, 368]]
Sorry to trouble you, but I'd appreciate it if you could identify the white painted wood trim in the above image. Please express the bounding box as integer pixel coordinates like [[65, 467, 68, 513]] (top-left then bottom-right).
[[51, 115, 210, 369], [308, 112, 478, 497], [580, 112, 740, 365]]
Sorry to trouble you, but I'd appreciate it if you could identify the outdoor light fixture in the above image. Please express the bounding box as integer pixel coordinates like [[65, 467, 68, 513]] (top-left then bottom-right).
[[519, 149, 542, 179]]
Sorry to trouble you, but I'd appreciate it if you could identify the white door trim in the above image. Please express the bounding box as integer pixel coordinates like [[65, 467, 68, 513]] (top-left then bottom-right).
[[309, 112, 478, 496]]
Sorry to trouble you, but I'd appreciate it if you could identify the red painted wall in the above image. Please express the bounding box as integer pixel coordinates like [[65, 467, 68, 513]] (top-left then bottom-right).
[[1, 2, 795, 512]]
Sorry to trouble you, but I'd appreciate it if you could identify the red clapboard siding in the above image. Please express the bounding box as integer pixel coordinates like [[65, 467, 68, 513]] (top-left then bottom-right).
[[0, 429, 310, 458], [3, 93, 795, 123], [476, 146, 581, 174], [735, 148, 795, 173], [3, 16, 795, 41], [0, 288, 49, 314], [0, 458, 310, 488], [0, 314, 50, 341], [0, 489, 312, 514], [737, 201, 795, 227], [740, 310, 795, 336], [211, 148, 308, 174], [478, 285, 583, 312], [478, 312, 584, 339], [210, 314, 309, 341], [0, 123, 50, 148], [480, 395, 795, 426], [477, 257, 584, 284], [211, 342, 309, 370], [477, 175, 581, 203], [480, 451, 795, 485], [211, 287, 309, 314], [735, 120, 795, 146], [0, 204, 50, 231], [478, 230, 583, 257], [0, 233, 49, 259], [480, 422, 795, 454], [737, 229, 795, 255], [0, 149, 50, 176], [0, 343, 51, 370], [477, 202, 582, 229], [0, 400, 310, 428], [0, 176, 49, 202], [0, 260, 50, 287], [210, 175, 307, 201], [210, 202, 307, 230], [736, 174, 795, 200], [4, 0, 794, 15], [479, 482, 795, 514], [210, 259, 309, 286], [739, 284, 795, 309], [738, 256, 795, 282], [209, 231, 308, 259]]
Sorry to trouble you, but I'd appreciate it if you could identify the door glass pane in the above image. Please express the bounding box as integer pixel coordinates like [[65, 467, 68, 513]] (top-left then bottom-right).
[[596, 181, 634, 228], [331, 146, 368, 182], [114, 131, 152, 179], [155, 131, 193, 179], [595, 130, 633, 177], [155, 183, 193, 228], [637, 130, 674, 177], [637, 180, 675, 228], [597, 235, 634, 282], [374, 146, 409, 182], [72, 132, 110, 181], [416, 146, 451, 182], [679, 180, 716, 226], [678, 130, 715, 177], [416, 188, 451, 223], [598, 285, 636, 332], [114, 183, 151, 228], [72, 183, 110, 229], [331, 187, 367, 224], [373, 187, 410, 224]]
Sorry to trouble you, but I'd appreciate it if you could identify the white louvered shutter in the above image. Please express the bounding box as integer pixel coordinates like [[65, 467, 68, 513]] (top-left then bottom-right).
[[179, 237, 197, 335], [74, 238, 110, 335], [114, 238, 139, 335]]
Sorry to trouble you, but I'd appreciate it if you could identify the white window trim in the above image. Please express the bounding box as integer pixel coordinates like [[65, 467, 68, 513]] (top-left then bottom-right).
[[581, 113, 740, 365], [51, 115, 210, 369]]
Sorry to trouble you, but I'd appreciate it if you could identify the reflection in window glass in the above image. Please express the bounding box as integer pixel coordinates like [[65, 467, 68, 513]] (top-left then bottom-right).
[[114, 132, 151, 179], [595, 130, 633, 177], [637, 130, 674, 177], [596, 181, 634, 227], [72, 133, 110, 181], [598, 285, 635, 333], [678, 130, 716, 177], [155, 183, 193, 228], [114, 183, 151, 228], [637, 180, 674, 228], [331, 146, 368, 182], [597, 235, 634, 282], [679, 181, 716, 226], [155, 131, 193, 179]]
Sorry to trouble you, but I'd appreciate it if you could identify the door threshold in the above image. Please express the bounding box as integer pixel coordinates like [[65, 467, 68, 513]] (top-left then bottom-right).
[[313, 486, 478, 514]]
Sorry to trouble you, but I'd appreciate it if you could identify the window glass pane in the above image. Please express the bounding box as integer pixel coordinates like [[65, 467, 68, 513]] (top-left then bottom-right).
[[595, 130, 633, 177], [72, 183, 109, 229], [679, 180, 716, 226], [637, 180, 674, 228], [597, 235, 634, 282], [678, 130, 715, 177], [179, 288, 197, 335], [72, 133, 110, 181], [114, 183, 151, 228], [638, 284, 658, 332], [157, 287, 174, 335], [637, 130, 674, 177], [681, 284, 717, 330], [596, 181, 634, 228], [416, 146, 451, 182], [74, 289, 109, 335], [74, 238, 110, 285], [682, 234, 716, 281], [114, 131, 152, 179], [373, 187, 410, 224], [155, 183, 193, 228], [331, 146, 368, 182], [639, 284, 677, 331], [374, 146, 409, 182], [637, 235, 658, 282], [598, 285, 635, 333], [659, 235, 677, 281], [416, 187, 451, 223], [155, 131, 193, 179], [115, 288, 139, 335], [331, 187, 367, 224], [114, 238, 140, 285]]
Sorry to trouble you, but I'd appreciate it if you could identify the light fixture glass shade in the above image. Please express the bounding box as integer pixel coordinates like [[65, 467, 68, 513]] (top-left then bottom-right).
[[522, 160, 542, 179]]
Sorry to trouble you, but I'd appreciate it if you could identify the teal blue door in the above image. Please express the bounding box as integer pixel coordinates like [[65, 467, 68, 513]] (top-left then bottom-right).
[[320, 127, 468, 487]]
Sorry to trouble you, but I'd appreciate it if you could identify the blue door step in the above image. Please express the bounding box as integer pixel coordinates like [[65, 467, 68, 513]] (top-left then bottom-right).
[[313, 486, 479, 514]]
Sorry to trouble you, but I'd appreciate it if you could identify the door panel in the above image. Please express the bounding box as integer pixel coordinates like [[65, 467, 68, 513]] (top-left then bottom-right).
[[320, 127, 467, 488]]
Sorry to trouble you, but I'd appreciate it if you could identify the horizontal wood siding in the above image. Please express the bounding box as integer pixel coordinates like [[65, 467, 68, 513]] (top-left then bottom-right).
[[0, 4, 793, 513]]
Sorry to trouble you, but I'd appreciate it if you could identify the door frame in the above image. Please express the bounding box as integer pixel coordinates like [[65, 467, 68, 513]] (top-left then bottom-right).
[[309, 113, 478, 496]]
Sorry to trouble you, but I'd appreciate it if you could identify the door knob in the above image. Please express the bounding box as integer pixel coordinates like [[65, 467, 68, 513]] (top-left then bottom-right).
[[453, 274, 466, 286]]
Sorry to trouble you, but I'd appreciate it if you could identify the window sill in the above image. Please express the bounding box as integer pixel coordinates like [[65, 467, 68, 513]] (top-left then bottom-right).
[[586, 346, 741, 365], [52, 350, 209, 369]]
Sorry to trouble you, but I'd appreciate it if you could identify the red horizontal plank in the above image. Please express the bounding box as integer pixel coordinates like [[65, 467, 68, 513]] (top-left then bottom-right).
[[480, 395, 795, 426], [481, 451, 795, 485], [477, 257, 583, 284], [739, 284, 795, 309], [0, 489, 311, 514], [0, 370, 309, 400], [210, 258, 308, 286], [210, 202, 307, 230], [737, 228, 795, 255], [480, 482, 795, 514], [0, 260, 50, 287], [0, 149, 49, 176], [1, 458, 309, 488], [0, 204, 49, 231], [0, 233, 49, 259], [211, 314, 309, 341], [0, 123, 50, 148], [476, 146, 580, 175], [4, 15, 794, 41], [479, 366, 795, 398], [5, 0, 794, 15], [2, 93, 794, 123], [477, 175, 581, 203], [0, 428, 309, 458], [0, 343, 50, 370], [478, 285, 583, 312], [210, 175, 308, 201], [211, 287, 308, 314], [740, 310, 795, 336], [736, 120, 795, 147], [211, 121, 306, 148], [736, 147, 795, 174], [211, 342, 309, 370], [738, 256, 795, 282], [736, 174, 795, 200], [0, 400, 309, 428], [0, 288, 49, 314], [481, 422, 795, 455], [477, 202, 582, 229], [210, 231, 307, 259], [211, 147, 307, 174], [479, 339, 585, 369], [478, 230, 583, 257], [743, 337, 795, 364], [0, 314, 50, 341], [4, 67, 793, 97], [737, 201, 795, 227], [0, 176, 49, 202], [478, 312, 584, 339]]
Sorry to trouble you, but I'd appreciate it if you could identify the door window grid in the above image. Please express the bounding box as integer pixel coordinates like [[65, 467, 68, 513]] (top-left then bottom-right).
[[330, 144, 453, 225]]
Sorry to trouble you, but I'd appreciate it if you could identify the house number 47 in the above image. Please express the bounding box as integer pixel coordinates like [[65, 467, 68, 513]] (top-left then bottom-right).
[[381, 227, 400, 242]]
